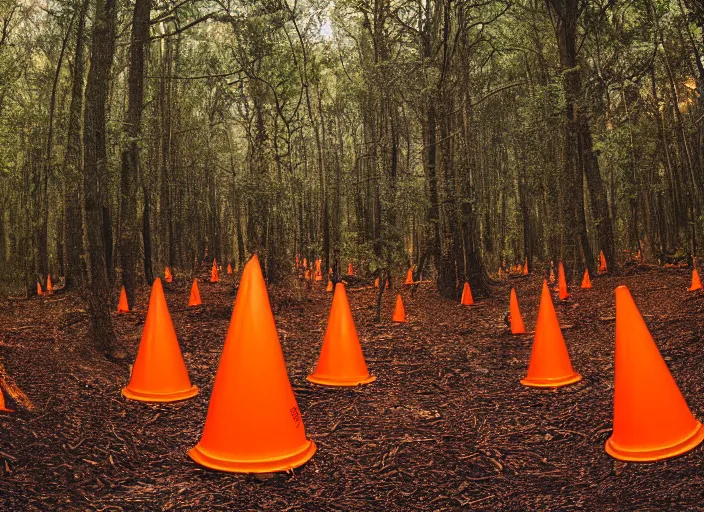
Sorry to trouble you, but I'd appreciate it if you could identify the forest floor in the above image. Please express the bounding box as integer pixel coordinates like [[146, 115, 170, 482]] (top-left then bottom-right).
[[1, 264, 704, 511]]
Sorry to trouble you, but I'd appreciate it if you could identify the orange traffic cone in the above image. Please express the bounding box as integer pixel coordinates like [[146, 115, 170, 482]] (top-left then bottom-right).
[[164, 267, 173, 283], [581, 269, 592, 289], [37, 282, 43, 296], [688, 268, 702, 291], [374, 277, 380, 288], [558, 262, 569, 300], [509, 288, 525, 334], [605, 286, 704, 461], [117, 286, 129, 313], [523, 257, 529, 275], [0, 387, 13, 413], [189, 279, 202, 306], [392, 294, 406, 323], [210, 259, 219, 283], [347, 262, 354, 276], [122, 278, 198, 402], [308, 283, 375, 386], [326, 279, 333, 292], [404, 268, 414, 285], [599, 250, 607, 273], [315, 259, 323, 281], [521, 281, 581, 387], [227, 263, 233, 275], [189, 255, 316, 473], [460, 282, 474, 306], [46, 274, 53, 293]]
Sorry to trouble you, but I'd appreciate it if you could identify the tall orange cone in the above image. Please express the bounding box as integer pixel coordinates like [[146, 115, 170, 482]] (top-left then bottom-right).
[[599, 250, 607, 273], [557, 262, 569, 300], [37, 282, 43, 296], [122, 278, 198, 402], [404, 268, 414, 285], [521, 281, 581, 387], [509, 288, 525, 334], [523, 257, 529, 275], [227, 263, 233, 275], [164, 267, 173, 283], [117, 286, 129, 313], [460, 282, 474, 306], [210, 259, 219, 283], [347, 262, 354, 276], [581, 269, 592, 289], [688, 268, 702, 291], [189, 279, 202, 306], [326, 279, 333, 292], [307, 283, 375, 386], [392, 294, 407, 323], [606, 286, 704, 461], [189, 255, 316, 472], [46, 274, 53, 292]]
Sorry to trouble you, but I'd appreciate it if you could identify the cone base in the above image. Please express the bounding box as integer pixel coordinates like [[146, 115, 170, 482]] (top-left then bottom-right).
[[688, 286, 702, 292], [306, 374, 376, 387], [188, 439, 317, 474], [605, 422, 704, 462], [393, 318, 407, 323], [121, 385, 198, 403], [511, 329, 526, 335], [520, 372, 582, 388]]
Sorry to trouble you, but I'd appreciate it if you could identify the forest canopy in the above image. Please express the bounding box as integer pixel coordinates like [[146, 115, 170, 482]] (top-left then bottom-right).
[[0, 0, 703, 352]]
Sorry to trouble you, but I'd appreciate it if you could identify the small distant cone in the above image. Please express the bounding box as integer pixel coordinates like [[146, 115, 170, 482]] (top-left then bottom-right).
[[599, 250, 608, 273], [523, 257, 529, 275], [46, 274, 53, 292], [227, 263, 233, 275], [189, 255, 316, 472], [374, 277, 380, 288], [315, 260, 323, 281], [558, 262, 569, 300], [521, 281, 581, 388], [164, 267, 173, 283], [509, 288, 525, 334], [392, 294, 407, 323], [189, 279, 202, 306], [211, 259, 219, 283], [460, 282, 474, 306], [308, 283, 375, 387], [122, 278, 198, 402], [37, 282, 43, 296], [347, 262, 354, 276], [688, 268, 702, 291], [304, 269, 312, 281], [117, 286, 129, 313], [303, 258, 308, 269], [404, 268, 414, 285], [326, 279, 333, 292], [581, 269, 592, 289], [638, 249, 644, 263], [605, 286, 704, 461]]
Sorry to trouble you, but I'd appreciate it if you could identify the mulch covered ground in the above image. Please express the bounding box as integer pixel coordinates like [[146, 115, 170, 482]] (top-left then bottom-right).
[[1, 265, 704, 511]]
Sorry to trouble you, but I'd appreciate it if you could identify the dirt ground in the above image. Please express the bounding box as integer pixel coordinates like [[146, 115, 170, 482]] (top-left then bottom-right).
[[1, 265, 704, 511]]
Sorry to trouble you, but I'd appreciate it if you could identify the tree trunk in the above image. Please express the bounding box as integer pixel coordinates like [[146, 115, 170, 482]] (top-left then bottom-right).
[[63, 0, 90, 289], [83, 0, 120, 357], [119, 0, 150, 308]]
